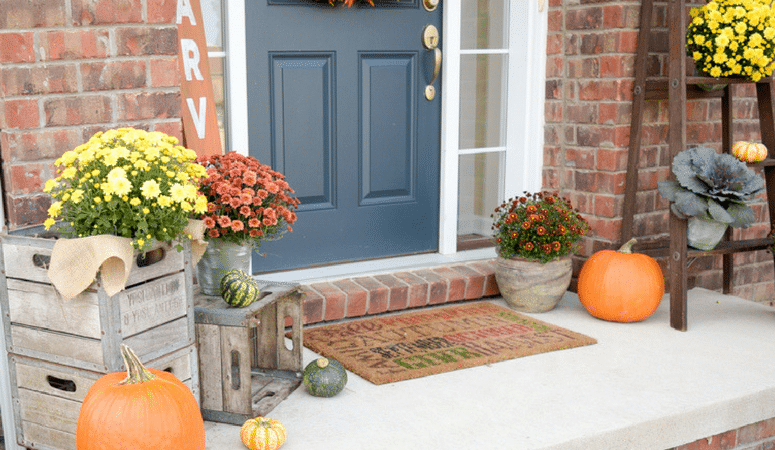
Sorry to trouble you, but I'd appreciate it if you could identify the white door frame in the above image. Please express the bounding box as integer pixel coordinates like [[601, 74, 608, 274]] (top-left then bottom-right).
[[224, 0, 548, 258]]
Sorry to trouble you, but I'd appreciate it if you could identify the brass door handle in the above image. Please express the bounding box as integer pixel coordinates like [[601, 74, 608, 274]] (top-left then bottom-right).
[[425, 47, 441, 101]]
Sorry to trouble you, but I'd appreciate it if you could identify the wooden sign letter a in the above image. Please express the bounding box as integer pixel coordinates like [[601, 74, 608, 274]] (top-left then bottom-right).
[[176, 0, 223, 157]]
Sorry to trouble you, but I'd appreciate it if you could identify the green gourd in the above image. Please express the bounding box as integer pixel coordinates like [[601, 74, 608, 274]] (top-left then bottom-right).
[[303, 357, 347, 397], [220, 269, 260, 308]]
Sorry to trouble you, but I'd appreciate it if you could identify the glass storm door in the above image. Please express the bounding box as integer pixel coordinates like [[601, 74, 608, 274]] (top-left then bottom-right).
[[246, 0, 442, 272]]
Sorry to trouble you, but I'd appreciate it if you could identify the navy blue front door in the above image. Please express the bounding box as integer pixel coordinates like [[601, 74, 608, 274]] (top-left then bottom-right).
[[246, 0, 442, 272]]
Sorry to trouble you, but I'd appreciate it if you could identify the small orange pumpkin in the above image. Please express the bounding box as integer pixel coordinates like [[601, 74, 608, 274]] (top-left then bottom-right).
[[76, 345, 205, 450], [241, 417, 287, 450], [577, 238, 664, 323], [731, 141, 768, 163]]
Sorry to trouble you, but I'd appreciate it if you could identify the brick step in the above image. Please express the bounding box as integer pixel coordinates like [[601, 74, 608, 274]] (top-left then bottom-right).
[[299, 259, 500, 325]]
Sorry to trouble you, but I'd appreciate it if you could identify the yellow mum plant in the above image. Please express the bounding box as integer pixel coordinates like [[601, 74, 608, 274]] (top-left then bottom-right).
[[43, 128, 209, 252], [687, 0, 775, 81]]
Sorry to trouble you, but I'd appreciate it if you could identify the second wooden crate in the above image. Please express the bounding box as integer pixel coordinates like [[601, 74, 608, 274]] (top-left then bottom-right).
[[7, 344, 198, 450], [195, 285, 304, 425]]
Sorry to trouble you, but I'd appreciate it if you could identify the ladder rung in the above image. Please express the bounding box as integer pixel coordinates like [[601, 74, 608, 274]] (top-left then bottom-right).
[[687, 238, 773, 257], [623, 238, 772, 258]]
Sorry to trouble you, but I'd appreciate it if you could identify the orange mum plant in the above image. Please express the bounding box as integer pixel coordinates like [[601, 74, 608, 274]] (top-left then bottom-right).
[[491, 191, 590, 264], [196, 152, 300, 250]]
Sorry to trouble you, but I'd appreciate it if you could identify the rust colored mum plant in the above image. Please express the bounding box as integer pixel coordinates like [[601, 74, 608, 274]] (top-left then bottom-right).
[[491, 191, 590, 264], [196, 152, 300, 249]]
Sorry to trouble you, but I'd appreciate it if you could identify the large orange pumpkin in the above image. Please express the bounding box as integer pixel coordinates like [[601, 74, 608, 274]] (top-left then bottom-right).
[[577, 238, 664, 322], [76, 345, 205, 450]]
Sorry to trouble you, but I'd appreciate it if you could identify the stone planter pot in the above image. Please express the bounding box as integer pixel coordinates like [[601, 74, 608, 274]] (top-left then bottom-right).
[[494, 255, 573, 313], [196, 239, 251, 296], [687, 213, 728, 251]]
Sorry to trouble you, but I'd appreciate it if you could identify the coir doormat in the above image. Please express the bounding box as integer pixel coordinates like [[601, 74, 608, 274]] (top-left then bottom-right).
[[302, 302, 597, 385]]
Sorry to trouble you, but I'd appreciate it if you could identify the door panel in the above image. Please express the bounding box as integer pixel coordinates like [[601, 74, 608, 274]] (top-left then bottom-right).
[[269, 53, 336, 210], [246, 0, 441, 272], [360, 53, 416, 203]]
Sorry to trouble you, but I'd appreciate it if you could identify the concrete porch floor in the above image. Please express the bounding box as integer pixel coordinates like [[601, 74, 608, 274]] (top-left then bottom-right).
[[204, 287, 775, 450]]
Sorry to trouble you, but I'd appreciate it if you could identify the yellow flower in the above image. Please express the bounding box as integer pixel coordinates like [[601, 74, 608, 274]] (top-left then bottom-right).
[[43, 179, 58, 193], [129, 197, 141, 207], [194, 196, 208, 214], [48, 201, 62, 217], [44, 218, 56, 230], [105, 171, 132, 197], [183, 184, 197, 201], [144, 146, 161, 161], [113, 146, 130, 161], [58, 150, 78, 167], [158, 195, 172, 207], [170, 184, 187, 203], [61, 167, 77, 179], [71, 189, 84, 204], [143, 207, 151, 214], [141, 179, 161, 199], [103, 152, 119, 167], [137, 238, 145, 248]]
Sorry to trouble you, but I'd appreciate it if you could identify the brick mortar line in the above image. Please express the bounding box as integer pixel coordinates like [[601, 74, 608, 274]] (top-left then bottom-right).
[[1, 23, 178, 34]]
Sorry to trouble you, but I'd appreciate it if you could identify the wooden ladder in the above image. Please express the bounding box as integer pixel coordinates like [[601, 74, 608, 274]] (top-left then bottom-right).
[[623, 0, 775, 331]]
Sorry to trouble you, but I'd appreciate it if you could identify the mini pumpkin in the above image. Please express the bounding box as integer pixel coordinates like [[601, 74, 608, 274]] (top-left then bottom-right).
[[577, 238, 664, 323], [240, 416, 287, 450], [221, 268, 260, 307], [731, 141, 768, 163], [303, 357, 347, 397], [76, 345, 205, 450]]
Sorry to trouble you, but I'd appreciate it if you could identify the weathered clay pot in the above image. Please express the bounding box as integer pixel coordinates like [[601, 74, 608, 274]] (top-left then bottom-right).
[[494, 255, 572, 313]]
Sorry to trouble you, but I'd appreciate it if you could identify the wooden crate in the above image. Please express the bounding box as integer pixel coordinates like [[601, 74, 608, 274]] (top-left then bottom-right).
[[7, 344, 198, 450], [194, 285, 304, 425], [0, 228, 196, 373]]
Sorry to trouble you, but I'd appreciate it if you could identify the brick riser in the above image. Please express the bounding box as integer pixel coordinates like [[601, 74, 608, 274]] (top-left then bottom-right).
[[668, 417, 775, 450], [298, 259, 500, 325]]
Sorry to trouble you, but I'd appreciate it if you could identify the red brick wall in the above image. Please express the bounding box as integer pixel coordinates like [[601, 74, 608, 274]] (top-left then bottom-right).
[[668, 417, 775, 450], [545, 0, 775, 304], [0, 0, 182, 229]]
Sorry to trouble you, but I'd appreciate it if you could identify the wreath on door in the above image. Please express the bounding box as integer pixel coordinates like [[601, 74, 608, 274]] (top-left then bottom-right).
[[319, 0, 375, 6]]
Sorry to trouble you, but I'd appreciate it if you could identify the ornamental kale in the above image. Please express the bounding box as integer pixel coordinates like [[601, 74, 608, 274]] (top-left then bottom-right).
[[658, 146, 765, 228]]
